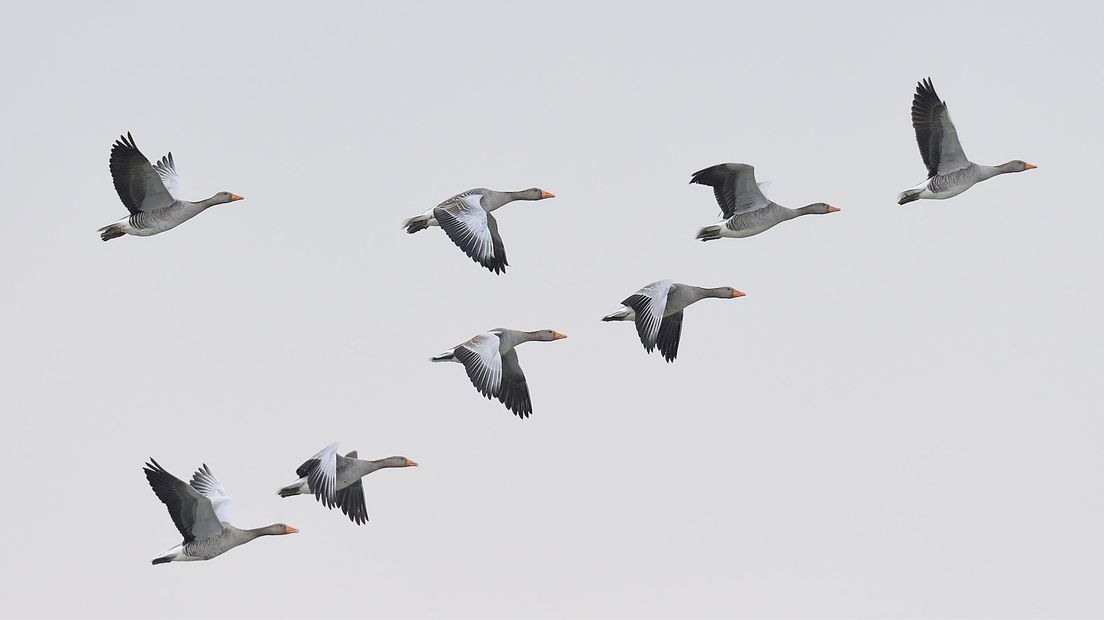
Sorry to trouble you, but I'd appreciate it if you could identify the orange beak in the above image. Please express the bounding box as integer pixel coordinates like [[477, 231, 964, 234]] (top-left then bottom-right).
[[827, 205, 840, 213], [405, 458, 418, 467], [540, 190, 555, 199], [731, 289, 746, 298], [553, 331, 567, 340], [230, 193, 244, 202], [284, 525, 300, 534], [1024, 163, 1037, 170]]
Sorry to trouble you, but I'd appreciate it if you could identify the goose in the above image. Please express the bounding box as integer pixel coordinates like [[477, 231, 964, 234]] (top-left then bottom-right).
[[143, 459, 297, 565], [277, 443, 417, 525], [603, 280, 745, 361], [691, 163, 839, 240], [402, 188, 555, 274], [98, 132, 244, 241], [897, 78, 1035, 204], [431, 328, 567, 418]]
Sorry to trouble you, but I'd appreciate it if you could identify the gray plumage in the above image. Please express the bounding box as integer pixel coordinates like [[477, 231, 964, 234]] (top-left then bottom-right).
[[143, 459, 297, 564], [431, 328, 566, 418], [99, 133, 244, 241], [277, 444, 417, 525], [402, 187, 555, 274], [690, 164, 839, 240], [897, 78, 1035, 204], [603, 281, 744, 361]]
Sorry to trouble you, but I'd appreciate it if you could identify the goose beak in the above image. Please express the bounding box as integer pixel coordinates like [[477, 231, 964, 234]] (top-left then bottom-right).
[[553, 331, 567, 340], [1024, 163, 1037, 170], [731, 289, 746, 298], [540, 190, 556, 199], [230, 193, 244, 202], [284, 525, 299, 534], [405, 458, 418, 467], [827, 205, 840, 213]]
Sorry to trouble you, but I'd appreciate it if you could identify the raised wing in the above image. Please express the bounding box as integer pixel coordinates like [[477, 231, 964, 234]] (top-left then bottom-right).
[[499, 348, 532, 419], [143, 458, 224, 544], [911, 78, 970, 177], [189, 464, 232, 524], [453, 332, 503, 399], [434, 194, 509, 274], [296, 442, 339, 509], [109, 133, 176, 214], [690, 163, 770, 218], [622, 280, 673, 351], [152, 152, 183, 200]]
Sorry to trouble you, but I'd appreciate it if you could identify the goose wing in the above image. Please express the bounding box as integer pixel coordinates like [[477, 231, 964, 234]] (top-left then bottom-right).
[[151, 151, 183, 200], [109, 133, 176, 214], [434, 194, 508, 274], [621, 280, 674, 352], [911, 78, 970, 177], [453, 332, 504, 400], [189, 464, 232, 524], [296, 442, 339, 509], [690, 163, 770, 218], [499, 348, 533, 418], [143, 458, 224, 543]]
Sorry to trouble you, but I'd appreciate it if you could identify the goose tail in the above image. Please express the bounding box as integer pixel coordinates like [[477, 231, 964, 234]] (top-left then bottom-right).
[[98, 223, 126, 242], [696, 225, 722, 242], [897, 189, 921, 205], [402, 214, 432, 234]]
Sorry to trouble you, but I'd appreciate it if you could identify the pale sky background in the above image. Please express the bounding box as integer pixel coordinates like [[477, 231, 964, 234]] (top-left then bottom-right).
[[2, 1, 1102, 618]]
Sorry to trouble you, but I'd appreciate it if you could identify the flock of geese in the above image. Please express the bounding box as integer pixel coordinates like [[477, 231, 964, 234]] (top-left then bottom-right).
[[113, 78, 1035, 564]]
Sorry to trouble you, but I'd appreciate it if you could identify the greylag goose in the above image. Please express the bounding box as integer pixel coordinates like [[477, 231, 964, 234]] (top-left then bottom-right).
[[402, 188, 555, 274], [603, 280, 744, 361], [277, 443, 417, 525], [431, 328, 566, 418], [98, 133, 244, 241], [897, 78, 1035, 204], [691, 164, 839, 240], [143, 459, 297, 564]]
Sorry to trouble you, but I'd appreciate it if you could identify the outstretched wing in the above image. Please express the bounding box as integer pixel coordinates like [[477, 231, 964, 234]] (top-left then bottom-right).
[[690, 163, 770, 218], [143, 458, 223, 544], [453, 332, 504, 399], [152, 152, 183, 200], [621, 280, 673, 352], [911, 78, 970, 177], [296, 442, 339, 509], [109, 132, 176, 214], [189, 464, 232, 524], [434, 194, 509, 274]]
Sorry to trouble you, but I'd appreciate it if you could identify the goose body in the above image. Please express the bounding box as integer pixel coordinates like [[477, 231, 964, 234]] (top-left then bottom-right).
[[402, 187, 554, 274], [143, 459, 296, 564], [897, 78, 1035, 205], [690, 164, 838, 240], [277, 443, 417, 525], [603, 280, 744, 362], [431, 328, 566, 418], [99, 133, 243, 241]]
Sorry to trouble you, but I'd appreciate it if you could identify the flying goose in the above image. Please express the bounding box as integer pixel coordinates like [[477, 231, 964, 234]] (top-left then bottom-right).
[[99, 132, 244, 241], [603, 280, 745, 361], [691, 163, 839, 240], [431, 328, 567, 418], [277, 443, 417, 525], [402, 188, 555, 274], [898, 78, 1035, 204], [143, 459, 297, 564]]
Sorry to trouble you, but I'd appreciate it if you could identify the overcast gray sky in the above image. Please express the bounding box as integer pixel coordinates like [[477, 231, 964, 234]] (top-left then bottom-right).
[[2, 1, 1103, 618]]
